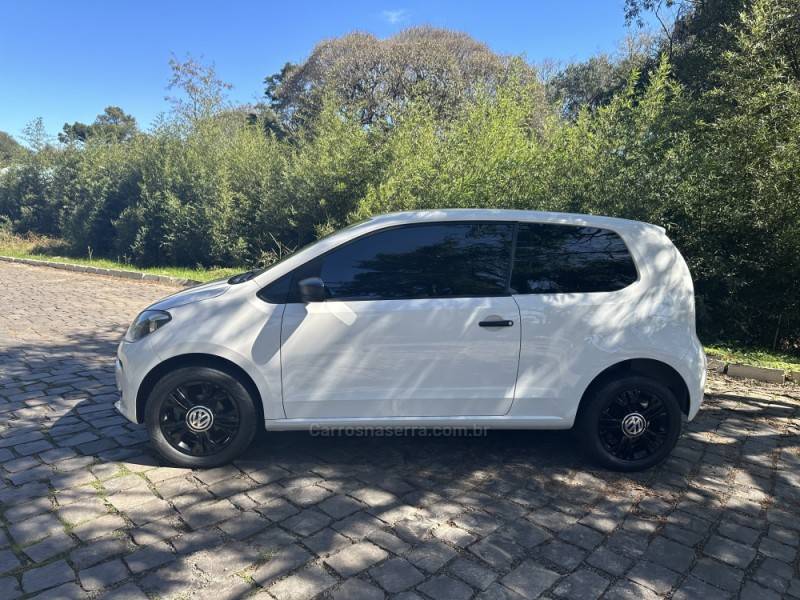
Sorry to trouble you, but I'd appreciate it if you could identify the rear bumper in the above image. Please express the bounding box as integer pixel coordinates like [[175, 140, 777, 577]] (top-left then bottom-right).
[[684, 336, 707, 420]]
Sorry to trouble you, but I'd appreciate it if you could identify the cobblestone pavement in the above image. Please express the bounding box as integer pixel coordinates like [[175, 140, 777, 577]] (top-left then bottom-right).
[[1, 261, 800, 599]]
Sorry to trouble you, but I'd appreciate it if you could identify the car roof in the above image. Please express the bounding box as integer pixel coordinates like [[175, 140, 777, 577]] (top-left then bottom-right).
[[365, 209, 665, 234]]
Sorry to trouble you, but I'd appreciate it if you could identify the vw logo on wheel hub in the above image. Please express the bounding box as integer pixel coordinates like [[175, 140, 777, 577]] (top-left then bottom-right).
[[185, 406, 214, 432], [621, 412, 647, 438]]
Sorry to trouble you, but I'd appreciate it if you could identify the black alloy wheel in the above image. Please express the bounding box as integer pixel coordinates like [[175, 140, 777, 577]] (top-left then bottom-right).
[[145, 366, 258, 468], [159, 381, 241, 457], [597, 388, 669, 461], [577, 374, 682, 471]]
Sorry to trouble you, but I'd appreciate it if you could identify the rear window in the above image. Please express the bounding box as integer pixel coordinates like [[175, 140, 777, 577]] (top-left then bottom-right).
[[512, 223, 638, 294]]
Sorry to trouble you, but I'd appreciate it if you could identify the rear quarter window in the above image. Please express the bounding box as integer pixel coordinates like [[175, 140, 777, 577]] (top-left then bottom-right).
[[512, 223, 638, 294]]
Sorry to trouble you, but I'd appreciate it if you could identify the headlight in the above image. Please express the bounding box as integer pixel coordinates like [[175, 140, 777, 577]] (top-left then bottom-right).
[[124, 310, 171, 342]]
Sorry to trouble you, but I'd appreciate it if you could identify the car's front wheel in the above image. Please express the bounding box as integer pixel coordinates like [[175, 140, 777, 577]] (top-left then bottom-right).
[[144, 366, 258, 468], [577, 375, 683, 472]]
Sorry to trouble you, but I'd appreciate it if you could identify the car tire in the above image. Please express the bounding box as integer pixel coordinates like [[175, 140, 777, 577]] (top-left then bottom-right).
[[145, 366, 258, 468], [577, 375, 682, 472]]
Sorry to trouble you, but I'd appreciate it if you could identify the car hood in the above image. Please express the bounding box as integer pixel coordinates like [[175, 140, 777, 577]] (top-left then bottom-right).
[[147, 279, 231, 311]]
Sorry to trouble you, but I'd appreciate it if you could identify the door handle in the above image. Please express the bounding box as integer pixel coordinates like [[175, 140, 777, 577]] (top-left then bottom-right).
[[479, 319, 514, 328]]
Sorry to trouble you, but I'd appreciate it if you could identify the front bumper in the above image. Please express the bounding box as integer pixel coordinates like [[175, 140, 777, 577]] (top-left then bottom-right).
[[114, 353, 138, 423], [115, 337, 160, 424]]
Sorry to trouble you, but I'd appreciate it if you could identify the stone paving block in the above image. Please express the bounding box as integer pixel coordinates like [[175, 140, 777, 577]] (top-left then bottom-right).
[[718, 520, 760, 545], [740, 581, 782, 600], [79, 558, 129, 591], [469, 533, 525, 569], [9, 512, 64, 545], [267, 563, 336, 600], [449, 557, 497, 590], [319, 494, 366, 519], [98, 582, 147, 600], [753, 557, 793, 592], [72, 513, 127, 542], [29, 581, 85, 599], [644, 535, 695, 572], [24, 532, 76, 562], [587, 545, 634, 576], [759, 536, 796, 563], [559, 523, 605, 550], [418, 574, 473, 600], [129, 519, 181, 546], [0, 576, 22, 599], [332, 512, 385, 540], [497, 520, 551, 549], [501, 559, 560, 599], [367, 529, 411, 555], [57, 497, 109, 525], [325, 540, 387, 576], [691, 557, 745, 592], [331, 578, 384, 600], [370, 557, 425, 593], [171, 528, 226, 555], [70, 536, 130, 569], [604, 579, 661, 600], [704, 534, 757, 568], [627, 560, 681, 595], [124, 541, 174, 574], [553, 568, 610, 599], [304, 527, 352, 557], [189, 542, 261, 578], [251, 543, 312, 586], [21, 559, 75, 594], [137, 557, 195, 598], [178, 498, 240, 529], [0, 550, 21, 576], [536, 539, 588, 570], [672, 575, 732, 600], [282, 508, 332, 536]]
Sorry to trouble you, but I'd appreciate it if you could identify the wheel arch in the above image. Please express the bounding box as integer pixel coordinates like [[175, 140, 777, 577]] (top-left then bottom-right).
[[135, 353, 264, 424], [576, 358, 690, 423]]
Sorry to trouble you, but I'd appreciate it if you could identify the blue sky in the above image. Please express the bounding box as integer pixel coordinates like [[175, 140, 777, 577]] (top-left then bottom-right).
[[1, 0, 644, 139]]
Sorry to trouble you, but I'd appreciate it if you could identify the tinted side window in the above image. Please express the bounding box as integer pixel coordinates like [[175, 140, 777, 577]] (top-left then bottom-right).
[[257, 272, 292, 304], [300, 222, 513, 301], [512, 224, 637, 294]]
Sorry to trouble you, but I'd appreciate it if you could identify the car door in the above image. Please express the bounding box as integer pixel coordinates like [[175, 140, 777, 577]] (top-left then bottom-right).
[[278, 221, 521, 419]]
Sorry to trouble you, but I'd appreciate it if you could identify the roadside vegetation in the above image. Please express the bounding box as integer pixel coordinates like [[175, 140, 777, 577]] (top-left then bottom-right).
[[0, 231, 240, 282], [0, 0, 798, 355], [704, 345, 800, 372]]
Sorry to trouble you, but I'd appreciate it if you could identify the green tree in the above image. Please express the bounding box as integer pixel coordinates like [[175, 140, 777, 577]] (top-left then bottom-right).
[[265, 27, 533, 129], [0, 131, 23, 164], [59, 106, 138, 144], [547, 34, 655, 118], [166, 54, 233, 122]]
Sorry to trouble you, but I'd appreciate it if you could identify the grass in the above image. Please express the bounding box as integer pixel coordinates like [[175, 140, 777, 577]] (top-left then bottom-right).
[[704, 344, 800, 372], [0, 232, 244, 283]]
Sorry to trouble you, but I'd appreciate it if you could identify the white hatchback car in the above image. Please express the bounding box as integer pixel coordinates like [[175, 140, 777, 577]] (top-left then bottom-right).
[[116, 209, 706, 471]]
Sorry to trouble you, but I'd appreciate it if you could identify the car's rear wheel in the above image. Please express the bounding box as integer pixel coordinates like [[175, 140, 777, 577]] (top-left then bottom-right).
[[145, 366, 257, 468], [577, 375, 682, 472]]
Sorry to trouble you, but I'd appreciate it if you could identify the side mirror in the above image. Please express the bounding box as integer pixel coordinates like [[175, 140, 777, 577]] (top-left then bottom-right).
[[298, 277, 326, 303]]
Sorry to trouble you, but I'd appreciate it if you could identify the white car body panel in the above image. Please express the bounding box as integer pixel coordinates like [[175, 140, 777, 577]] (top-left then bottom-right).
[[280, 296, 521, 418], [115, 209, 706, 429]]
